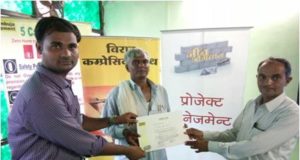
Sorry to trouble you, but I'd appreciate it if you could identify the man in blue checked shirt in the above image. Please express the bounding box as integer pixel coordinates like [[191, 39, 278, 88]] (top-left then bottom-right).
[[8, 16, 145, 160]]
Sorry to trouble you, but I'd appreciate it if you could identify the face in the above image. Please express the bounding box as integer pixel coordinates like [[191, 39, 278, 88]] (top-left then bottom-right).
[[36, 31, 79, 76], [256, 60, 292, 103], [126, 52, 150, 81]]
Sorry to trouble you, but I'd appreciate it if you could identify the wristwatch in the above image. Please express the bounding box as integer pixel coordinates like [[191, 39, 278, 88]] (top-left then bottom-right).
[[108, 116, 117, 126]]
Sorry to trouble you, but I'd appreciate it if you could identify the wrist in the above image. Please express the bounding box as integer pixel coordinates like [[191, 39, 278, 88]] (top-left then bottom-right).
[[108, 116, 117, 126], [122, 128, 130, 137]]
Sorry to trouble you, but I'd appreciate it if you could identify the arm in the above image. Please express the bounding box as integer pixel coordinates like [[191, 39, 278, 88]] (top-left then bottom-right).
[[187, 101, 299, 159], [24, 91, 107, 156], [82, 113, 137, 131], [208, 108, 298, 159], [185, 103, 244, 142], [202, 107, 243, 142], [99, 143, 145, 159]]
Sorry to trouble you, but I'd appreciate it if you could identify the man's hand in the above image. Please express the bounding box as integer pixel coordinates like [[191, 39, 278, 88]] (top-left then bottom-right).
[[125, 146, 145, 160], [123, 129, 140, 146], [115, 112, 137, 124], [185, 128, 204, 140], [185, 139, 208, 153]]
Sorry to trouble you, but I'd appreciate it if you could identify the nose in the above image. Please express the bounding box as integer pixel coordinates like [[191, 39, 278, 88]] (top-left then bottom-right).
[[61, 48, 72, 56], [264, 77, 273, 85]]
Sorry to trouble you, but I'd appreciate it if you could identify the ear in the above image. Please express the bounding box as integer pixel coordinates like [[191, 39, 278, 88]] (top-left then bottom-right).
[[285, 77, 292, 85], [36, 42, 42, 54], [125, 64, 129, 72]]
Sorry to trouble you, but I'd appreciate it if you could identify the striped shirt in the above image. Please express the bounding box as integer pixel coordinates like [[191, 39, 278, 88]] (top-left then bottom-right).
[[8, 63, 107, 160]]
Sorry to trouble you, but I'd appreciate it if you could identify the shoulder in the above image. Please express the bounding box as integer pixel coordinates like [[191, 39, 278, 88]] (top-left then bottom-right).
[[18, 72, 48, 100], [106, 82, 126, 100], [278, 96, 299, 114], [241, 99, 256, 113], [156, 84, 167, 92], [267, 96, 298, 123]]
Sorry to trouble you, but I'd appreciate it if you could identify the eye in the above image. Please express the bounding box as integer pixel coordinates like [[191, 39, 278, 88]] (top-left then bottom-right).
[[68, 43, 78, 50], [132, 60, 139, 66], [271, 75, 281, 81], [257, 75, 266, 81], [142, 60, 149, 65], [50, 43, 62, 49]]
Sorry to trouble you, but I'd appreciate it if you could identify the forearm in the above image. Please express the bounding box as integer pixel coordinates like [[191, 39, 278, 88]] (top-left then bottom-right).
[[82, 115, 110, 131], [98, 143, 129, 156], [204, 129, 237, 142]]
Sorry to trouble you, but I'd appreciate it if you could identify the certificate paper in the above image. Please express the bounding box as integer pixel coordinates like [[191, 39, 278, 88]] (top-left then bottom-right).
[[137, 111, 188, 152]]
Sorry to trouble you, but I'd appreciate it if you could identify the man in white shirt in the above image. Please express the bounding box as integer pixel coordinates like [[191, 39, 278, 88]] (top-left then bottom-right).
[[185, 57, 299, 159], [102, 48, 170, 160]]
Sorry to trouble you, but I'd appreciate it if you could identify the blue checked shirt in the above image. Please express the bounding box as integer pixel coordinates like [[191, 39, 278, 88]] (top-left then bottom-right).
[[8, 64, 107, 160]]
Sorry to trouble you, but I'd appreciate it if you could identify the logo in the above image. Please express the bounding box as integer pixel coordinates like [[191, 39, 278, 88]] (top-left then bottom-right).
[[174, 41, 232, 76], [3, 59, 18, 74], [23, 45, 34, 59], [8, 90, 19, 104]]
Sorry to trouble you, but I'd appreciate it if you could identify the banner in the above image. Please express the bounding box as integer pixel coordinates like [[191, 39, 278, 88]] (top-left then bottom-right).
[[79, 36, 159, 160], [161, 27, 251, 160], [0, 17, 92, 109]]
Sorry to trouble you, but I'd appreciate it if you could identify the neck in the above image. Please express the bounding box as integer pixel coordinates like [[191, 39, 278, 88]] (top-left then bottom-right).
[[261, 94, 279, 104], [41, 64, 68, 78], [133, 78, 148, 88]]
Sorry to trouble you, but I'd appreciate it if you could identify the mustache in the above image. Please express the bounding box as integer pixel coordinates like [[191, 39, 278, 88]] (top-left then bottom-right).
[[60, 56, 73, 61]]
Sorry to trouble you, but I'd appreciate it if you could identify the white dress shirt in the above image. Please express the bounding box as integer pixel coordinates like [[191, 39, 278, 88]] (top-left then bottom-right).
[[204, 93, 299, 159]]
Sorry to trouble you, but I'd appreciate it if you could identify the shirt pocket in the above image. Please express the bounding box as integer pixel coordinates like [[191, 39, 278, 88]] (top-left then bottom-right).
[[251, 127, 263, 136], [251, 120, 273, 136], [149, 104, 168, 114], [62, 88, 80, 118]]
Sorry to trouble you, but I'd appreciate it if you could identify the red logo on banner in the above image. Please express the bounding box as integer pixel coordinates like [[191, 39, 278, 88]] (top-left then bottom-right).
[[23, 45, 34, 59]]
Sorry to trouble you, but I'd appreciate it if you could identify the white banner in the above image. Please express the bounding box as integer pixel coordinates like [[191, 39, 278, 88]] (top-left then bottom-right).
[[161, 27, 251, 160]]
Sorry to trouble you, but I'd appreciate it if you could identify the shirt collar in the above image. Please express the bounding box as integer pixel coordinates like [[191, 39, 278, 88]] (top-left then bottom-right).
[[36, 63, 71, 89], [255, 92, 286, 112], [128, 79, 158, 91]]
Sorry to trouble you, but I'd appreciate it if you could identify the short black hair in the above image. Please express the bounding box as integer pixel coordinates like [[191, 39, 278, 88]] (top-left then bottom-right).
[[34, 16, 81, 43], [257, 57, 292, 78]]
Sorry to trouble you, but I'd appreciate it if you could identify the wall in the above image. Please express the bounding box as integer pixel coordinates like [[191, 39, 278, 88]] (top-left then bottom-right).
[[103, 1, 167, 37], [103, 0, 299, 159]]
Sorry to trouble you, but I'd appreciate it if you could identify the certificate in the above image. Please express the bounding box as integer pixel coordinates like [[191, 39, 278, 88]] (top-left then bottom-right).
[[137, 111, 188, 152]]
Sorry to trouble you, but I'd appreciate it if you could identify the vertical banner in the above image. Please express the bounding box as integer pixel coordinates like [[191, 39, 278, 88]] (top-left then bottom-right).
[[0, 17, 92, 160], [79, 36, 160, 118], [161, 27, 251, 160], [79, 36, 159, 160], [0, 72, 11, 160]]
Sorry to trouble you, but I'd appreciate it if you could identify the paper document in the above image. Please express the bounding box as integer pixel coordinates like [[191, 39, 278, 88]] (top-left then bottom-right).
[[137, 111, 188, 152]]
